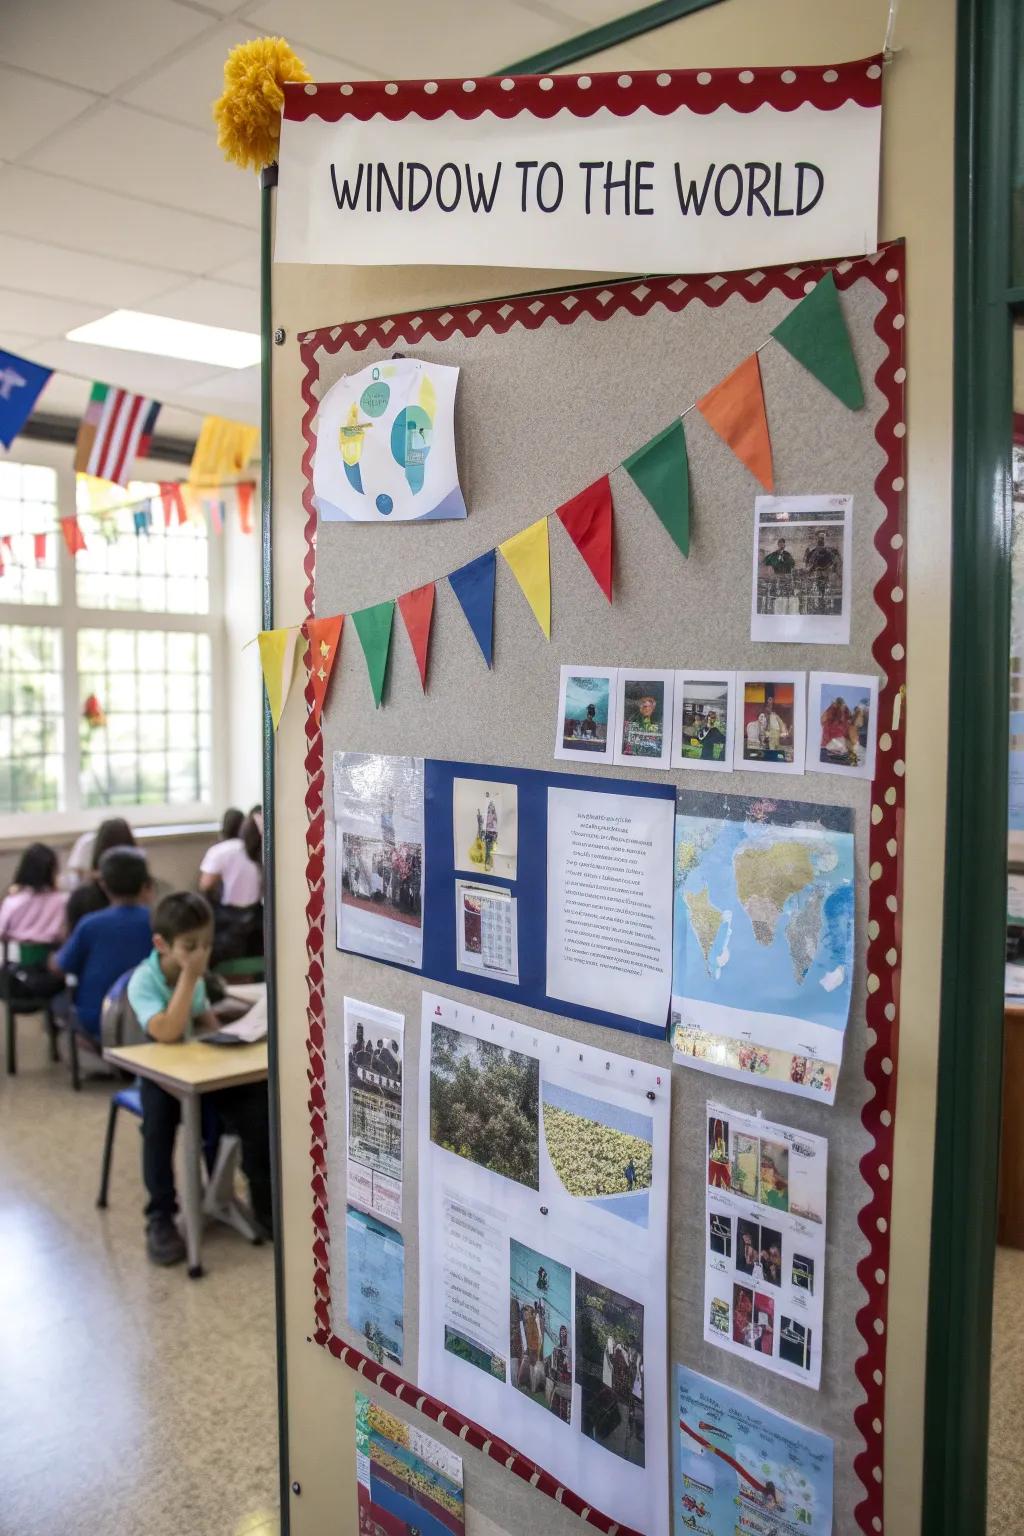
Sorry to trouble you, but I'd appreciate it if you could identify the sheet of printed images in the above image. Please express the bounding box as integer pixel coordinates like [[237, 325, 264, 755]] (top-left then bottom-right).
[[345, 1205, 405, 1367], [335, 752, 424, 970], [355, 1391, 465, 1536], [751, 493, 853, 646], [344, 996, 404, 1222], [704, 1101, 827, 1390], [417, 991, 672, 1536], [671, 787, 855, 1103], [673, 1366, 833, 1536]]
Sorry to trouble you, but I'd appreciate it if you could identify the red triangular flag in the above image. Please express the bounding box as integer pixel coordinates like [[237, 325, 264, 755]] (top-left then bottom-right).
[[237, 483, 254, 534], [306, 614, 343, 726], [397, 582, 435, 690], [696, 353, 774, 491], [33, 532, 46, 566], [61, 516, 86, 556], [555, 474, 613, 602]]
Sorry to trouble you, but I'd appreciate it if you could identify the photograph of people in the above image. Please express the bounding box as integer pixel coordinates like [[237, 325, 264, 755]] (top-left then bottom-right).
[[452, 777, 518, 880], [614, 670, 673, 768], [734, 673, 806, 774], [673, 673, 735, 771], [555, 666, 615, 761], [807, 672, 879, 780], [751, 495, 852, 644]]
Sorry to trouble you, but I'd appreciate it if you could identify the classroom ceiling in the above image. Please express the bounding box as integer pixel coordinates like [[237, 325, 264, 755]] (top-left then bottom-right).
[[0, 0, 658, 444]]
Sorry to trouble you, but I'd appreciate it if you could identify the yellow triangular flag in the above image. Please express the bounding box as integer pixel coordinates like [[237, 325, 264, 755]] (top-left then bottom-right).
[[499, 517, 551, 638], [189, 416, 258, 489], [257, 626, 303, 730]]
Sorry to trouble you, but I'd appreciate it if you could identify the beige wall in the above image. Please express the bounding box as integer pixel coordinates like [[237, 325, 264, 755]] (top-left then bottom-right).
[[269, 3, 954, 1531], [0, 825, 217, 900]]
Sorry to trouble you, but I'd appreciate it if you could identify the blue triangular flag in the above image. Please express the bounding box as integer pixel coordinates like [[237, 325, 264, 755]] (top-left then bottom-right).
[[448, 548, 496, 667], [0, 349, 52, 449], [133, 502, 153, 536]]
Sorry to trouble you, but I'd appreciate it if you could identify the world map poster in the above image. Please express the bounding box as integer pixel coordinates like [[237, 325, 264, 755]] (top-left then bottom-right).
[[670, 789, 854, 1104]]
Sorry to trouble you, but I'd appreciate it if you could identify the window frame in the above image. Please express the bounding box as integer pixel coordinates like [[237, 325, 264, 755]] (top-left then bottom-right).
[[0, 439, 226, 837]]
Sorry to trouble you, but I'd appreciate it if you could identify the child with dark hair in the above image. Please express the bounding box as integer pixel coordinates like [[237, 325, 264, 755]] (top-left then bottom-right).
[[51, 848, 153, 1036], [0, 843, 68, 1005], [64, 817, 138, 933], [199, 804, 264, 964], [127, 890, 272, 1265]]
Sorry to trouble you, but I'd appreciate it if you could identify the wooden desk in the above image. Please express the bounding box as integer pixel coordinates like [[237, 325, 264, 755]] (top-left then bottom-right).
[[104, 1039, 268, 1277], [1000, 1001, 1024, 1249]]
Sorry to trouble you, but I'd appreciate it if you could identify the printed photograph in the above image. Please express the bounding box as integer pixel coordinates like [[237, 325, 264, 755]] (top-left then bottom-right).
[[443, 1325, 506, 1382], [673, 674, 733, 770], [455, 881, 519, 984], [453, 777, 518, 880], [732, 1283, 755, 1348], [737, 679, 799, 767], [356, 1393, 465, 1536], [707, 1115, 730, 1190], [575, 1276, 645, 1467], [708, 1213, 732, 1260], [709, 1297, 730, 1336], [750, 495, 852, 645], [780, 1317, 813, 1372], [616, 674, 669, 763], [429, 1021, 539, 1189], [341, 832, 423, 927], [345, 1206, 405, 1367], [758, 1141, 790, 1212], [730, 1131, 759, 1200], [792, 1254, 815, 1295], [753, 1291, 776, 1356], [509, 1240, 573, 1423], [734, 1220, 782, 1289], [808, 671, 879, 780], [559, 668, 613, 755], [542, 1082, 654, 1227], [759, 1229, 783, 1288], [347, 1015, 402, 1181]]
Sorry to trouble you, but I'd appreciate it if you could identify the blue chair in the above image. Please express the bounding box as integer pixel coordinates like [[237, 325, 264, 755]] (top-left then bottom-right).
[[96, 1083, 223, 1209]]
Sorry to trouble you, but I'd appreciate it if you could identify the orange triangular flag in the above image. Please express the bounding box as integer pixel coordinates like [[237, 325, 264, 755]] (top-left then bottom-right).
[[306, 614, 343, 726], [696, 353, 774, 492], [397, 582, 435, 690], [237, 482, 254, 533]]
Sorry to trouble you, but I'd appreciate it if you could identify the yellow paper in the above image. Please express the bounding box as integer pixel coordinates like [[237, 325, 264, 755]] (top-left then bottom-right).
[[257, 626, 302, 730], [499, 517, 551, 638], [189, 415, 259, 488]]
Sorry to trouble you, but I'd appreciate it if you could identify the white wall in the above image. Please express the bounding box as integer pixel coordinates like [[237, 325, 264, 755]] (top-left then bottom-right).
[[222, 480, 264, 813]]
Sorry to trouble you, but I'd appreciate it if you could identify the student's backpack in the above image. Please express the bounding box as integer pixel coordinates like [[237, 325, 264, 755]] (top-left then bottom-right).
[[99, 968, 148, 1051]]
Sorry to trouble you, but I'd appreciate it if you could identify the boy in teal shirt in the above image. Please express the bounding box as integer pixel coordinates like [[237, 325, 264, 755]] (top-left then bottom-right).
[[128, 891, 272, 1266]]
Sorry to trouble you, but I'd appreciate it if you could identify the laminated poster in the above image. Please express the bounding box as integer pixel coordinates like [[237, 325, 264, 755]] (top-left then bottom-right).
[[418, 992, 671, 1536], [355, 1391, 465, 1536], [344, 996, 404, 1222], [334, 751, 675, 1038], [314, 356, 467, 523], [674, 1366, 833, 1536], [704, 1101, 827, 1390], [671, 788, 854, 1102], [345, 1206, 405, 1367]]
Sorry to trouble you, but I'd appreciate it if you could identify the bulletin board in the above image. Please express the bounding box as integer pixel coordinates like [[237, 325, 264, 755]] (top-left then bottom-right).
[[293, 246, 906, 1536]]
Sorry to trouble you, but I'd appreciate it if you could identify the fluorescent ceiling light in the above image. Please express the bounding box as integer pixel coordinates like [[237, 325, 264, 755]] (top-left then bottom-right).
[[65, 309, 260, 370]]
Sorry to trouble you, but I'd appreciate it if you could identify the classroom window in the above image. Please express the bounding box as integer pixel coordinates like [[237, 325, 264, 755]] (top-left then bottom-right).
[[0, 624, 65, 813], [74, 479, 210, 615], [0, 461, 60, 606], [77, 628, 212, 809]]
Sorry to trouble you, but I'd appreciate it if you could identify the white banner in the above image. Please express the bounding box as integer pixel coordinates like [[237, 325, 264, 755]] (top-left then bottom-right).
[[276, 63, 881, 273]]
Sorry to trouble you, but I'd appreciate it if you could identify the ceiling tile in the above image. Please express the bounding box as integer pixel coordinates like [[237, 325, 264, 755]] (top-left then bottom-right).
[[0, 165, 255, 277], [3, 0, 214, 94], [242, 0, 574, 78], [26, 104, 258, 227], [31, 337, 221, 397], [141, 278, 259, 333], [123, 24, 373, 130], [0, 332, 45, 356], [0, 290, 107, 339], [0, 234, 182, 309], [0, 65, 97, 160], [210, 253, 261, 289], [23, 370, 89, 418], [180, 365, 260, 412]]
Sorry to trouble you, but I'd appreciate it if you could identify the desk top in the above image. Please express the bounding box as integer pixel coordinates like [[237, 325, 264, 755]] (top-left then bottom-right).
[[104, 1039, 269, 1094]]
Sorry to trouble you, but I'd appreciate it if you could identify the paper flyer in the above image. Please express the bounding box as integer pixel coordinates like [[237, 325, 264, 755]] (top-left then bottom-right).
[[674, 1365, 833, 1536], [704, 1101, 827, 1389], [355, 1391, 465, 1536], [671, 788, 854, 1102], [751, 493, 852, 646], [345, 1206, 405, 1367], [344, 996, 404, 1222], [334, 752, 424, 969], [418, 992, 671, 1536], [455, 880, 519, 984], [314, 356, 468, 523]]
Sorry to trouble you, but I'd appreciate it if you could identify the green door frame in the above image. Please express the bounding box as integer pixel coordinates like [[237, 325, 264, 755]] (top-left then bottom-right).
[[923, 0, 1020, 1531]]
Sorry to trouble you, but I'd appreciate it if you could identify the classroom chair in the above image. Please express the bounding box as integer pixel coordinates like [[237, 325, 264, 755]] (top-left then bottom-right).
[[2, 939, 60, 1076]]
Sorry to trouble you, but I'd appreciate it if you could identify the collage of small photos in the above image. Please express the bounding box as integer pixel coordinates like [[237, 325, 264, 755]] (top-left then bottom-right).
[[334, 489, 878, 1536]]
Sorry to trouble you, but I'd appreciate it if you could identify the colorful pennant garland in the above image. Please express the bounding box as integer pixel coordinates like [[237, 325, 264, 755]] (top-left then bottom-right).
[[449, 549, 496, 668], [257, 627, 304, 729], [555, 475, 614, 602], [352, 600, 395, 708], [397, 582, 435, 690], [306, 614, 344, 725], [499, 517, 551, 639], [771, 270, 864, 410], [696, 352, 774, 492], [60, 516, 86, 557], [623, 420, 690, 558]]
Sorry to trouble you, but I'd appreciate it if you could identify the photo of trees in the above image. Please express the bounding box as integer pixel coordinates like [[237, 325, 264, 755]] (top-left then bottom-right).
[[429, 1022, 540, 1189]]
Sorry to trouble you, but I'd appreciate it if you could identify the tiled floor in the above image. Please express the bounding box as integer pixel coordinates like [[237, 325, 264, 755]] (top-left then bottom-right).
[[990, 1246, 1024, 1534], [0, 1017, 279, 1536]]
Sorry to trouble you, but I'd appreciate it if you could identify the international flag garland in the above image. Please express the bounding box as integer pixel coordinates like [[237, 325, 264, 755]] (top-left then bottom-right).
[[74, 382, 161, 488]]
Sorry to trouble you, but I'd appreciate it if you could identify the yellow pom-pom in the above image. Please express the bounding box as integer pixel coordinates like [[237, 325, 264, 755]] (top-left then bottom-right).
[[214, 37, 311, 172]]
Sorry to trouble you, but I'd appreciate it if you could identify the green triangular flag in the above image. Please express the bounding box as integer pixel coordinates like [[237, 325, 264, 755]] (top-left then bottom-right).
[[771, 271, 864, 410], [622, 418, 689, 557], [351, 599, 395, 708]]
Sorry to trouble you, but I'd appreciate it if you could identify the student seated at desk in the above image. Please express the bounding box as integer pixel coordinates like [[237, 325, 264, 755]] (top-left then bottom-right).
[[0, 843, 67, 1003], [127, 891, 273, 1267], [50, 849, 153, 1038]]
